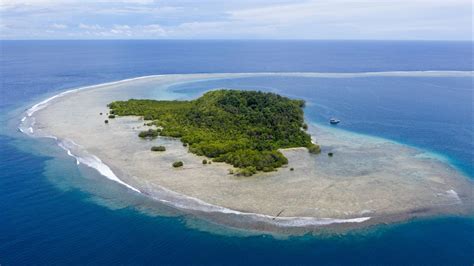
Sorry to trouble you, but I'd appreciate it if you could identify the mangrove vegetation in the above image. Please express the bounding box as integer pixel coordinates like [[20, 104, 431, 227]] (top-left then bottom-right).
[[151, 146, 166, 152], [108, 89, 319, 175]]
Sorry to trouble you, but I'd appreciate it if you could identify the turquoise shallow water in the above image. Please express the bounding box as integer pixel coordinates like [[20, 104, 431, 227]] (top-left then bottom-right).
[[169, 75, 474, 177], [1, 40, 473, 265]]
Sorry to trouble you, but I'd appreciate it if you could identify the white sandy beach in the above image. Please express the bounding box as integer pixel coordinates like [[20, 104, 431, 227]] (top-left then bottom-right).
[[20, 73, 474, 233]]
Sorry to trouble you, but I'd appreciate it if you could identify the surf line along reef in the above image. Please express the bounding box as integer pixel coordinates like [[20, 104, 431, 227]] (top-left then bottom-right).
[[108, 89, 321, 176], [21, 74, 473, 233]]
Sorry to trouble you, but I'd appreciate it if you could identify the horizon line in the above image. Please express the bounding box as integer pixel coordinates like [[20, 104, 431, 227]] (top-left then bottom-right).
[[1, 38, 473, 42]]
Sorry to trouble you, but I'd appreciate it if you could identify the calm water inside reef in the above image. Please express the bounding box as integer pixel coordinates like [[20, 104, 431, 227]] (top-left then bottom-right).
[[1, 40, 473, 265]]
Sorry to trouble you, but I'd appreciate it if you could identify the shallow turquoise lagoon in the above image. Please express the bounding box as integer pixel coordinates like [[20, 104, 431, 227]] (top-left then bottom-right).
[[1, 40, 473, 265]]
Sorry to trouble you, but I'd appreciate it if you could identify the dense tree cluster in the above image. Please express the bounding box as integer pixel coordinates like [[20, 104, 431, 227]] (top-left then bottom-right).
[[138, 129, 160, 138], [109, 90, 319, 175], [151, 146, 166, 152], [172, 161, 184, 168]]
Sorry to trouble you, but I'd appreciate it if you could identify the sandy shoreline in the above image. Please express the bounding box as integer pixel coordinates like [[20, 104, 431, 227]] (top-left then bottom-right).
[[19, 73, 474, 234]]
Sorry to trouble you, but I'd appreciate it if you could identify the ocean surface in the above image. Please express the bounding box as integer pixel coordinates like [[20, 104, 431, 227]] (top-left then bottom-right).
[[1, 40, 473, 265]]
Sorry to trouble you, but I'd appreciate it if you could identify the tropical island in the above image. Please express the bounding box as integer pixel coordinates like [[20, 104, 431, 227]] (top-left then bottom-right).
[[24, 74, 474, 234], [108, 90, 321, 175]]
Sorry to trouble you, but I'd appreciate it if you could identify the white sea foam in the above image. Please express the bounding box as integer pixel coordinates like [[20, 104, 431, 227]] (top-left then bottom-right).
[[19, 71, 472, 229], [20, 71, 474, 128], [25, 75, 158, 118], [19, 75, 163, 136], [52, 136, 371, 227], [279, 70, 473, 78], [21, 70, 471, 136], [446, 189, 462, 203], [149, 183, 371, 226], [57, 139, 141, 193], [26, 89, 78, 117]]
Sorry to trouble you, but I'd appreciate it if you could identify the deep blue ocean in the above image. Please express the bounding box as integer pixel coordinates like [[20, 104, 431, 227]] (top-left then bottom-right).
[[1, 40, 473, 265]]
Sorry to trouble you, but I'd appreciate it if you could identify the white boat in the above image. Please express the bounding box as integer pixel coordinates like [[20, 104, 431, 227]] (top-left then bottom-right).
[[329, 118, 340, 125]]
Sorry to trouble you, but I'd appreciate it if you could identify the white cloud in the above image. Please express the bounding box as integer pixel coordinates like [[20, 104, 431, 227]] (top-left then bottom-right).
[[0, 0, 153, 6], [0, 0, 471, 40], [113, 24, 131, 30], [142, 24, 166, 35], [118, 0, 155, 4], [223, 0, 473, 39], [229, 0, 471, 24], [79, 23, 103, 30], [73, 23, 167, 38], [50, 23, 67, 29]]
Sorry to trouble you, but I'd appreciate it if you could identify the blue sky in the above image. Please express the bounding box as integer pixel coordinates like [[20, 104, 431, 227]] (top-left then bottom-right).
[[0, 0, 472, 40]]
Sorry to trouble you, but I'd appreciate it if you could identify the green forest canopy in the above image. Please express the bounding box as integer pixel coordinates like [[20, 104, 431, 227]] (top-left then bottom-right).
[[108, 89, 320, 175]]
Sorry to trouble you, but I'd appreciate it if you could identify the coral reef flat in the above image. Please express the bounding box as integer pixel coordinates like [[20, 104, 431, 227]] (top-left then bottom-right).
[[21, 74, 474, 233]]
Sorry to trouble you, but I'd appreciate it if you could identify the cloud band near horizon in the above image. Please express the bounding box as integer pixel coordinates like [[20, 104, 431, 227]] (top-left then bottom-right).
[[0, 0, 472, 40]]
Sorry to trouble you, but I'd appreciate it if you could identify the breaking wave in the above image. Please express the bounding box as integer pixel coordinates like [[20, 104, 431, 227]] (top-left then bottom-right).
[[18, 71, 473, 229]]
